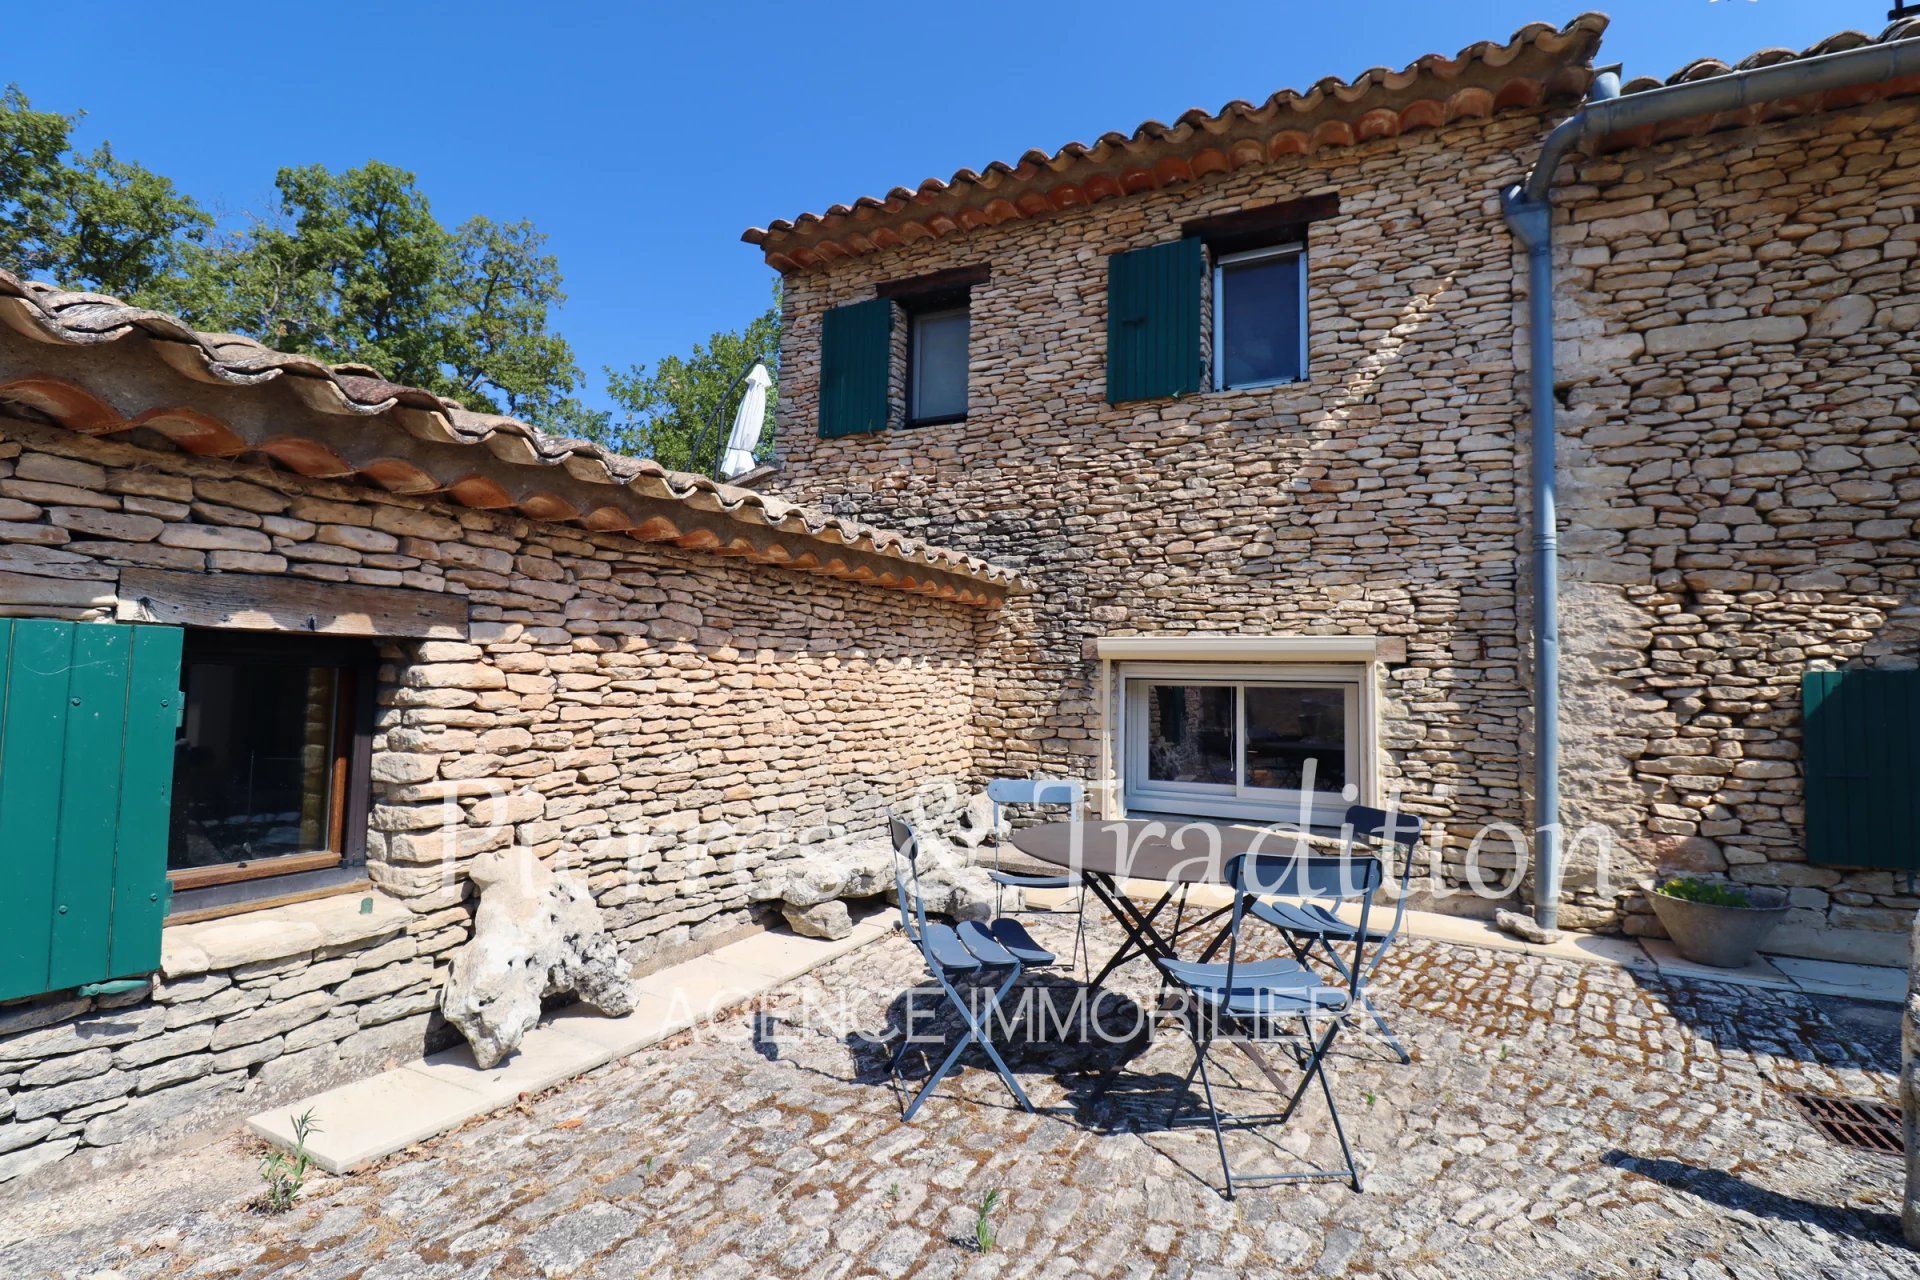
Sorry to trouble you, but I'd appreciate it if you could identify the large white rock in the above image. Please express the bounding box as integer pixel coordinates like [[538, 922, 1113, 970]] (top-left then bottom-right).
[[781, 899, 853, 940], [753, 797, 1010, 930], [949, 791, 1006, 850], [441, 848, 633, 1068]]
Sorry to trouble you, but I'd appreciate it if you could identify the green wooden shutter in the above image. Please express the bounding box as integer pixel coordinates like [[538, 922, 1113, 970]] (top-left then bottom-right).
[[1107, 237, 1205, 404], [818, 298, 894, 437], [0, 620, 182, 1001], [1802, 668, 1920, 871]]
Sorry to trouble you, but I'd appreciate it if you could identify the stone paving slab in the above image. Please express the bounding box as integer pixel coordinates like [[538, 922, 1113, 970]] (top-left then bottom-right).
[[1641, 938, 1797, 991], [404, 1023, 617, 1100], [243, 916, 896, 1175], [245, 1067, 499, 1176], [1772, 955, 1907, 1003]]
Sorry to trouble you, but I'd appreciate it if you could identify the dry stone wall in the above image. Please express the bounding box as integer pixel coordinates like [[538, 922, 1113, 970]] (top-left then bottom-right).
[[0, 413, 977, 1183], [768, 112, 1554, 898], [1553, 99, 1920, 960]]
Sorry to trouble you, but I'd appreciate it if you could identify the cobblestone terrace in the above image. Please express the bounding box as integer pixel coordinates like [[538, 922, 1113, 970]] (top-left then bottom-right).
[[3, 919, 1907, 1279]]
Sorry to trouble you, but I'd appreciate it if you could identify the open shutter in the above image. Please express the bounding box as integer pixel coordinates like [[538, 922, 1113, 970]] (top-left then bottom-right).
[[0, 620, 182, 1001], [818, 298, 894, 437], [1802, 668, 1920, 871], [1107, 237, 1205, 404]]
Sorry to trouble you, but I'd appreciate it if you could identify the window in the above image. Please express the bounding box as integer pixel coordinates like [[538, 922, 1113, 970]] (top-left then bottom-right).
[[908, 303, 969, 425], [1123, 666, 1360, 825], [168, 631, 372, 892], [1212, 242, 1306, 390]]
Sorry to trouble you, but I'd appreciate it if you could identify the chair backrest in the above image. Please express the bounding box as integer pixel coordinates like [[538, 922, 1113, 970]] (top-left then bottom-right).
[[985, 777, 1082, 810], [1342, 804, 1424, 960], [1223, 851, 1384, 999], [1227, 852, 1384, 902], [889, 816, 930, 942], [1345, 804, 1424, 852]]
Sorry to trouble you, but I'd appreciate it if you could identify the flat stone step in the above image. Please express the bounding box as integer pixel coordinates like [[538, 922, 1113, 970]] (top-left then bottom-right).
[[246, 910, 895, 1173]]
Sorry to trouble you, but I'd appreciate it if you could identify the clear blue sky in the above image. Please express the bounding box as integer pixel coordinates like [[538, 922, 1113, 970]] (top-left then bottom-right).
[[5, 0, 1882, 415]]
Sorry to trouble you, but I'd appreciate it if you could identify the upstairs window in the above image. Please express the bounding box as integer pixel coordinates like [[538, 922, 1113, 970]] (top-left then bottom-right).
[[1213, 242, 1306, 390], [908, 303, 970, 425], [1105, 193, 1333, 404]]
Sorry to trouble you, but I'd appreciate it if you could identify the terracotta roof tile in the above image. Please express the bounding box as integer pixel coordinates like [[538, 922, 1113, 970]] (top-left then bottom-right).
[[744, 13, 1609, 271], [1620, 18, 1920, 94], [1595, 19, 1920, 150], [0, 268, 1025, 604]]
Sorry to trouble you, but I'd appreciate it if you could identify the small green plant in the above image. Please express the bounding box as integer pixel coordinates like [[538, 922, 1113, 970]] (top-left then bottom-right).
[[974, 1189, 1002, 1253], [1656, 876, 1753, 908], [258, 1109, 320, 1213], [889, 1180, 901, 1201], [644, 1155, 655, 1176], [1362, 1089, 1376, 1108]]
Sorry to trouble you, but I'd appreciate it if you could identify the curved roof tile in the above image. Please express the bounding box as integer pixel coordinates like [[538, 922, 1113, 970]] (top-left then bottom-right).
[[744, 13, 1608, 270], [0, 268, 1026, 603], [1620, 18, 1920, 94]]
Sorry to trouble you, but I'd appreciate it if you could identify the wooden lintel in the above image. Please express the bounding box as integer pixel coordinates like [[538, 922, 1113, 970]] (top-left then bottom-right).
[[116, 568, 470, 639]]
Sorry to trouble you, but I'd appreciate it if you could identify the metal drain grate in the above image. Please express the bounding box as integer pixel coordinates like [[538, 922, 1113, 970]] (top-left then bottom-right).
[[1790, 1093, 1903, 1155]]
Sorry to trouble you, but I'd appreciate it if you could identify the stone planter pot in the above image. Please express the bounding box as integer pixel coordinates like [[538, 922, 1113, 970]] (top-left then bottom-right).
[[1649, 884, 1789, 968]]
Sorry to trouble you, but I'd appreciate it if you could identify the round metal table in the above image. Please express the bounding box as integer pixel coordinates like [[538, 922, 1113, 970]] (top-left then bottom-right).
[[1009, 818, 1307, 884], [1010, 818, 1315, 1090], [1008, 818, 1317, 988]]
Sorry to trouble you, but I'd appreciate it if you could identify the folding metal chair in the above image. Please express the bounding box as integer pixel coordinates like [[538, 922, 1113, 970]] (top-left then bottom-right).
[[1246, 805, 1424, 1064], [886, 816, 1058, 1122], [1157, 846, 1384, 1198], [984, 778, 1090, 976]]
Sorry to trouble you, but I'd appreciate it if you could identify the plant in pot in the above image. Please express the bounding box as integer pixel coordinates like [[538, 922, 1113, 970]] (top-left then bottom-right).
[[1648, 876, 1789, 969]]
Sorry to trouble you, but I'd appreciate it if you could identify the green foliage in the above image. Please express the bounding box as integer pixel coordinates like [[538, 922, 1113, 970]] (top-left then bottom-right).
[[150, 162, 599, 436], [0, 83, 781, 468], [973, 1188, 1002, 1253], [600, 285, 781, 472], [0, 85, 209, 297], [258, 1109, 321, 1213], [1655, 876, 1753, 908]]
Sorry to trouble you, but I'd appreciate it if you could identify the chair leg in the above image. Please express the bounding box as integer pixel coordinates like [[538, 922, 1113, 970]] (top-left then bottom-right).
[[1073, 885, 1090, 981], [971, 965, 1034, 1113], [1360, 990, 1410, 1065], [903, 1026, 977, 1122], [1307, 1016, 1363, 1191], [903, 965, 1033, 1122], [1193, 1033, 1235, 1200], [886, 1031, 914, 1076], [1278, 1020, 1343, 1125]]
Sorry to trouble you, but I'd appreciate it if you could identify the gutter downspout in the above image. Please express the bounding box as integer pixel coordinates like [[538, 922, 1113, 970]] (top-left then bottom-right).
[[1501, 34, 1920, 930]]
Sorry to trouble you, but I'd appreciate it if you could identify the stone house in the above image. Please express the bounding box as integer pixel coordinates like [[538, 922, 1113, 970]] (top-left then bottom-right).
[[746, 13, 1920, 965], [1, 5, 1918, 1195], [0, 266, 1018, 1184]]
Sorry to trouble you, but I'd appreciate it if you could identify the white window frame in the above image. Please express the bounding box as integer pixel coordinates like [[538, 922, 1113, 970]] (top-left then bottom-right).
[[1118, 661, 1367, 827], [1212, 242, 1308, 391], [907, 303, 969, 424]]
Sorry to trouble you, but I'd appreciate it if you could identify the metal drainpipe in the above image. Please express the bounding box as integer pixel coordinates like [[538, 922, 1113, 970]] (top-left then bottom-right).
[[1500, 33, 1920, 929]]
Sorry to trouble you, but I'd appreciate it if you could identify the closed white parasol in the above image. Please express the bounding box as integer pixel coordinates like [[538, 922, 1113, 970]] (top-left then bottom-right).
[[718, 363, 772, 479]]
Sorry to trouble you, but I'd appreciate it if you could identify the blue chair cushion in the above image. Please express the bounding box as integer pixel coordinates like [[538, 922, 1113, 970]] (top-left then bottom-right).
[[1205, 983, 1351, 1021], [988, 870, 1081, 890], [919, 922, 982, 972], [982, 917, 1056, 966], [957, 918, 1057, 968], [1248, 899, 1390, 942], [1161, 956, 1350, 1019], [1159, 954, 1307, 990]]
